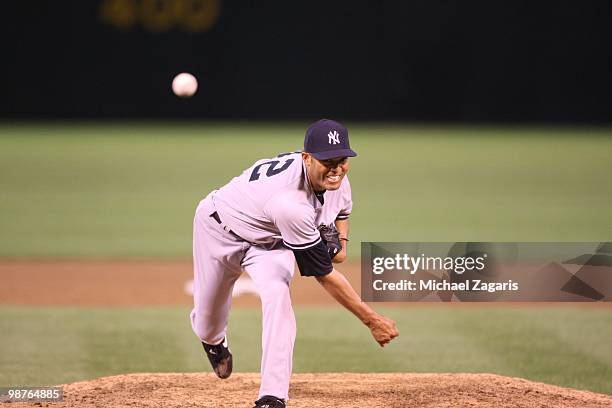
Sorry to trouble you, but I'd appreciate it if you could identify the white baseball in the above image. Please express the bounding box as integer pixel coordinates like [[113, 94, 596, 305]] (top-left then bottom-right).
[[172, 72, 198, 98]]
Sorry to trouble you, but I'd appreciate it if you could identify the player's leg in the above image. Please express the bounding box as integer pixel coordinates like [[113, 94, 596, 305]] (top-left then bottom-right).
[[190, 198, 246, 347], [242, 245, 296, 401]]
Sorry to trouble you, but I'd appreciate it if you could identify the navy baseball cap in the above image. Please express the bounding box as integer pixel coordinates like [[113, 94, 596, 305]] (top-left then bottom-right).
[[303, 119, 357, 160]]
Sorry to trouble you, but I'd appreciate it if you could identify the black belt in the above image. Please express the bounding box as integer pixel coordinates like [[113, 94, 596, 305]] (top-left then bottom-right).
[[210, 211, 242, 240], [210, 211, 223, 225]]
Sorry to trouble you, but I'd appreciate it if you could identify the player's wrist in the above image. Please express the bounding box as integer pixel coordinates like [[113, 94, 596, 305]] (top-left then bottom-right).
[[360, 308, 379, 327]]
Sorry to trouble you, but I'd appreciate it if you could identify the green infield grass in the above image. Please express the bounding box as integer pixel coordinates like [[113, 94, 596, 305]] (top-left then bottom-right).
[[0, 306, 610, 395], [1, 123, 611, 257]]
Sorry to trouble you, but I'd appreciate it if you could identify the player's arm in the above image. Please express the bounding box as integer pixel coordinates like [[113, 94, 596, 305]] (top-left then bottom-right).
[[332, 219, 349, 263], [315, 269, 399, 347], [270, 199, 398, 346]]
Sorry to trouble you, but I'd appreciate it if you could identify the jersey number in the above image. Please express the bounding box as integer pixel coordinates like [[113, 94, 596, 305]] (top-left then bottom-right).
[[249, 158, 294, 182]]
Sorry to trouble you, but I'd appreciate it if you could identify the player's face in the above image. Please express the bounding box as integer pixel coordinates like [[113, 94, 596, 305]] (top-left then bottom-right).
[[302, 153, 350, 192]]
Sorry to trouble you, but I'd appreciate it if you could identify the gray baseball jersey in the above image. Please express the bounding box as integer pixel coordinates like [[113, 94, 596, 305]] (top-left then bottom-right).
[[211, 151, 352, 275]]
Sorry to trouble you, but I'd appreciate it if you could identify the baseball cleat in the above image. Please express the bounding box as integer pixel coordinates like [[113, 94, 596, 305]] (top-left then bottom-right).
[[253, 395, 285, 408], [201, 337, 232, 379]]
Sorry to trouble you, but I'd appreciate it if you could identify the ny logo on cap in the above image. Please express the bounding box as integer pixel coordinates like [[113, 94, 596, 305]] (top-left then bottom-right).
[[328, 130, 340, 145]]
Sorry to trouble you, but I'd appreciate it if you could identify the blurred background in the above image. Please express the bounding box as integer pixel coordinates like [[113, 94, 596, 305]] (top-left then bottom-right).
[[1, 0, 611, 397], [2, 1, 611, 121]]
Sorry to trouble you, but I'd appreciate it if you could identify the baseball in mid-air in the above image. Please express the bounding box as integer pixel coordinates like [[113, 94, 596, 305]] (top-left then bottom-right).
[[172, 72, 198, 98]]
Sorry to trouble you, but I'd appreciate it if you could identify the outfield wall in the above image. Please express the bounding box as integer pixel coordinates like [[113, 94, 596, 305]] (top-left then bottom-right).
[[2, 1, 610, 122]]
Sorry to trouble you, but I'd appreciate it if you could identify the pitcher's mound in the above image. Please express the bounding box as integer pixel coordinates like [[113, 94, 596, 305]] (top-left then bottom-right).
[[53, 373, 611, 407]]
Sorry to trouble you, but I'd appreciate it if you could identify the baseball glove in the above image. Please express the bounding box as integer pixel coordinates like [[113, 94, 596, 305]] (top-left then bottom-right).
[[318, 224, 343, 259]]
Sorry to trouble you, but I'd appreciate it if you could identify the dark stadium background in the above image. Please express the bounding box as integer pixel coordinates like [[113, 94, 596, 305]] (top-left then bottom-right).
[[2, 1, 610, 122]]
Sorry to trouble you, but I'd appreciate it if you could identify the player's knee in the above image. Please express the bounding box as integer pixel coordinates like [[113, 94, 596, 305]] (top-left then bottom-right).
[[260, 279, 291, 301]]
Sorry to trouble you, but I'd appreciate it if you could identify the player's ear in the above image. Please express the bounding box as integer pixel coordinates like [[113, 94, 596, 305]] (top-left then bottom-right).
[[301, 152, 311, 166]]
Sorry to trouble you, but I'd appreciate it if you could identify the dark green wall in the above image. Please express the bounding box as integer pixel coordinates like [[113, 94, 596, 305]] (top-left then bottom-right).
[[2, 1, 611, 122]]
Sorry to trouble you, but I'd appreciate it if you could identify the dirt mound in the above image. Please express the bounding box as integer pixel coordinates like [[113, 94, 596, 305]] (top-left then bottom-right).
[[25, 373, 612, 407]]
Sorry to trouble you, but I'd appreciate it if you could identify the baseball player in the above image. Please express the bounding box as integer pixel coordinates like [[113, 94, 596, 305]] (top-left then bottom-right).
[[190, 119, 399, 408]]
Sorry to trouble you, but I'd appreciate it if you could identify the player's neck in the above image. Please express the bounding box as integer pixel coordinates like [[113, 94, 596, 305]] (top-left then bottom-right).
[[305, 172, 326, 193]]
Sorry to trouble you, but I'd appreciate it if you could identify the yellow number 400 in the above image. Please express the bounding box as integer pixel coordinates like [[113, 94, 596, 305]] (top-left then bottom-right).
[[99, 0, 220, 33]]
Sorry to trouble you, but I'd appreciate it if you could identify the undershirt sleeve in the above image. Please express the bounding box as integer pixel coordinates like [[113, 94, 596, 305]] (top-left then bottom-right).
[[292, 240, 333, 277]]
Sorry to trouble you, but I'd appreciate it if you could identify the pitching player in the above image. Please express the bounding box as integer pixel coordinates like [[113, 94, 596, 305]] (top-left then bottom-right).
[[190, 119, 399, 408]]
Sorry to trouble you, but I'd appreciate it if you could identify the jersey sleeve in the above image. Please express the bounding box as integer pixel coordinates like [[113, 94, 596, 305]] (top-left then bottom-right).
[[336, 177, 353, 221], [266, 197, 333, 277]]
